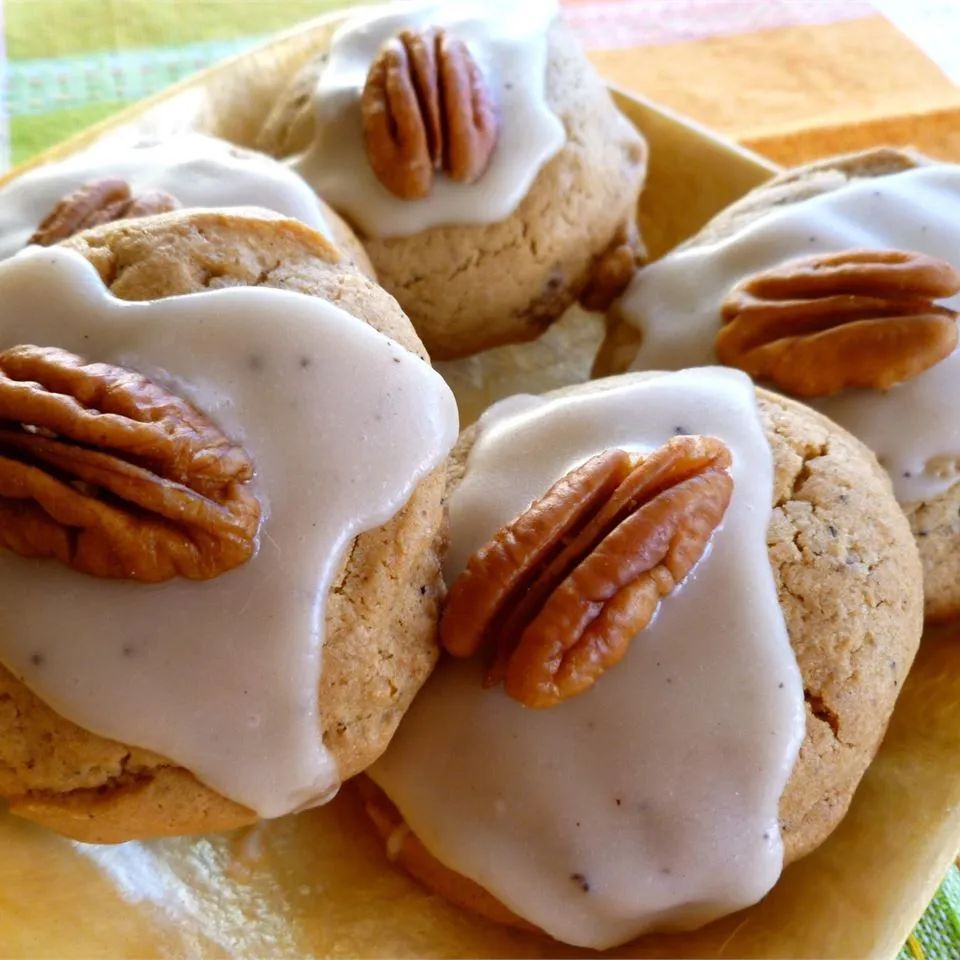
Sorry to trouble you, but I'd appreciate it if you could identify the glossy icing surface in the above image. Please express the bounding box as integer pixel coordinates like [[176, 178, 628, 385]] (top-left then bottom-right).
[[294, 0, 565, 238], [620, 166, 960, 503], [372, 369, 804, 949], [0, 133, 332, 260], [0, 246, 458, 817]]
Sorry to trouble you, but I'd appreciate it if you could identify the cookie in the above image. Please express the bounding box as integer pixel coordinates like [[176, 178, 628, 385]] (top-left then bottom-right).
[[258, 8, 647, 359], [363, 373, 922, 946], [0, 133, 373, 277], [597, 147, 960, 623], [0, 208, 456, 842]]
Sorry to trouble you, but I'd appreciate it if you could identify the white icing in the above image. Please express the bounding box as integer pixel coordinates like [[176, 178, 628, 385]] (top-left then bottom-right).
[[0, 134, 332, 260], [619, 165, 960, 503], [0, 246, 458, 818], [371, 369, 805, 949], [293, 0, 565, 238]]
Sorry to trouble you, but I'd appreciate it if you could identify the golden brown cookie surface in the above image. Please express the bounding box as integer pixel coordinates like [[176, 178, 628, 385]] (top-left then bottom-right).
[[363, 380, 923, 929], [0, 208, 446, 842]]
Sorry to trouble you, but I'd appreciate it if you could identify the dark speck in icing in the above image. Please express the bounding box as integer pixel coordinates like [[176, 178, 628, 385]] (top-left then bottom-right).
[[571, 873, 591, 892], [29, 653, 44, 668]]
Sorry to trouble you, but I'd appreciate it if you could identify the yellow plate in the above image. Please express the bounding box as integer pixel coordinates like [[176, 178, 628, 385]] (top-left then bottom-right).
[[1, 9, 959, 959]]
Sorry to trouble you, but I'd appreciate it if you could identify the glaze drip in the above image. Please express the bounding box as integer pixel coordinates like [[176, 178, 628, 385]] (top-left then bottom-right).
[[294, 0, 564, 238], [0, 133, 333, 260], [0, 246, 458, 817], [372, 369, 804, 949]]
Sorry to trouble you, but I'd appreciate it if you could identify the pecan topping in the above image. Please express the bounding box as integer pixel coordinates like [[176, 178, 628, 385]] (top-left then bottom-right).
[[361, 28, 499, 200], [0, 345, 260, 581], [29, 178, 181, 246], [440, 435, 733, 708], [716, 249, 960, 398]]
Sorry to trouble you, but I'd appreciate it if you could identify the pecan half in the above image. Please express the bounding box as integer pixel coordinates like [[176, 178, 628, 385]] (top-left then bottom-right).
[[361, 28, 499, 200], [440, 436, 733, 708], [0, 345, 260, 581], [29, 178, 181, 247], [716, 249, 960, 398]]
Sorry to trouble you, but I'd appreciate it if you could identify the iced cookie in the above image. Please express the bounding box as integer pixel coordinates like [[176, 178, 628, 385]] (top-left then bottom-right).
[[597, 148, 960, 622], [257, 1, 647, 359], [364, 370, 922, 948], [0, 132, 372, 274], [0, 208, 458, 842]]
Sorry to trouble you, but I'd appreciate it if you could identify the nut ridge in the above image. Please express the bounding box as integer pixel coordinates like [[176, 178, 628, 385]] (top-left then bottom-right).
[[0, 345, 261, 582], [361, 27, 499, 200], [441, 435, 733, 707], [716, 249, 960, 397], [29, 178, 181, 247]]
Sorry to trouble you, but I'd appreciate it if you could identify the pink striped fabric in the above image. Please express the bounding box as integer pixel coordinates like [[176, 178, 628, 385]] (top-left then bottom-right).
[[561, 0, 874, 49]]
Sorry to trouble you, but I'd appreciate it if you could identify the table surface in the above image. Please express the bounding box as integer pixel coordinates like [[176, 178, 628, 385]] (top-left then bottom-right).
[[1, 2, 958, 958]]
